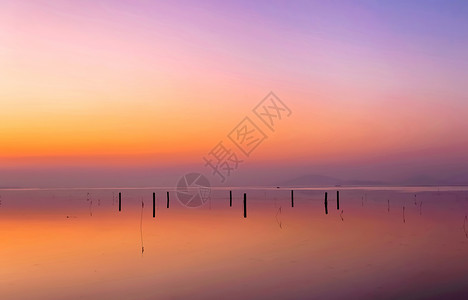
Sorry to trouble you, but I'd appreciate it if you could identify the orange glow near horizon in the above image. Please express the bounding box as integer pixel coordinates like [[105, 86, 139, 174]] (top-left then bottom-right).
[[1, 1, 468, 183]]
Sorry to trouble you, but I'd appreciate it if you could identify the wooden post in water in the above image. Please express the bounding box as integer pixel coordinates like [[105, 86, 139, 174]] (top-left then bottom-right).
[[119, 192, 121, 212], [153, 192, 156, 218], [243, 193, 247, 218], [337, 191, 340, 210], [230, 190, 232, 207], [325, 192, 328, 215], [291, 190, 294, 207], [166, 191, 170, 208]]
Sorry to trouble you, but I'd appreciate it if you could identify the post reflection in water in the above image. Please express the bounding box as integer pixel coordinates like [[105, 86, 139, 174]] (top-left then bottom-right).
[[1, 187, 468, 299]]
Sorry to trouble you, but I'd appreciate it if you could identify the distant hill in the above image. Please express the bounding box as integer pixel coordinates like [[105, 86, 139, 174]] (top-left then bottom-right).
[[400, 173, 468, 186], [444, 173, 468, 185], [278, 172, 468, 188], [398, 175, 440, 186], [278, 174, 385, 187]]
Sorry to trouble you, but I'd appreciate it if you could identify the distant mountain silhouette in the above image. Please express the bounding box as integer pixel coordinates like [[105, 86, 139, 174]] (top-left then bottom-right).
[[444, 173, 468, 185], [398, 175, 440, 186], [400, 173, 468, 186], [279, 172, 468, 188], [278, 174, 385, 187]]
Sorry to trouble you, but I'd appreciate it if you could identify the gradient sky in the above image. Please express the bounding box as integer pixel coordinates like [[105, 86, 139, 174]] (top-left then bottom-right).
[[1, 0, 468, 187]]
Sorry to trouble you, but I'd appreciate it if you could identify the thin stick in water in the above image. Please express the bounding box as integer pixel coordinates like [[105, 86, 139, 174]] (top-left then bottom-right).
[[463, 215, 468, 239], [324, 192, 328, 215], [140, 200, 145, 254], [403, 206, 406, 223], [275, 206, 282, 229]]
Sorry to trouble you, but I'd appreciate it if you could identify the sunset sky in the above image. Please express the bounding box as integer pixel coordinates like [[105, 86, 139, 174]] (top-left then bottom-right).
[[1, 0, 468, 187]]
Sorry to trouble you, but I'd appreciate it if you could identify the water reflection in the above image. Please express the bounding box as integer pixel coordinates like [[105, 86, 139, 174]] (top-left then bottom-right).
[[403, 205, 406, 223], [1, 187, 468, 299], [464, 215, 468, 239], [140, 200, 145, 254], [275, 206, 282, 229]]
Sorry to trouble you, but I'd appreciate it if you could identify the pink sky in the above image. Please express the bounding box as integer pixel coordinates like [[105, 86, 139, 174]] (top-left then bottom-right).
[[1, 0, 467, 187]]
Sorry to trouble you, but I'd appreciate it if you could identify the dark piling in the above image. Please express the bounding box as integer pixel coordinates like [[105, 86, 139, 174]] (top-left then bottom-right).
[[153, 192, 156, 218], [291, 190, 294, 207], [243, 193, 247, 218], [325, 192, 328, 215], [337, 191, 340, 210]]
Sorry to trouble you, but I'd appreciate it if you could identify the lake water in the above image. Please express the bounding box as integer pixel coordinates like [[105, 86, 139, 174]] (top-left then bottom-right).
[[1, 187, 468, 299]]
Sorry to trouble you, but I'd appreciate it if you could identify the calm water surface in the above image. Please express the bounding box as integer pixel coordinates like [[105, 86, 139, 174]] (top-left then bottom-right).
[[1, 187, 468, 299]]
